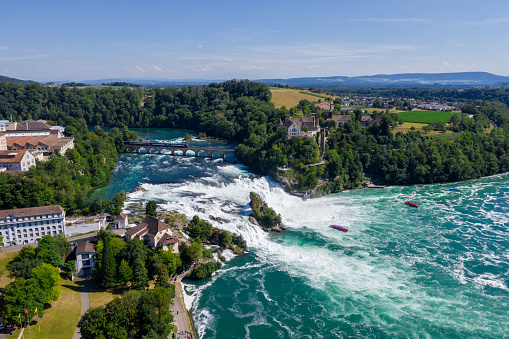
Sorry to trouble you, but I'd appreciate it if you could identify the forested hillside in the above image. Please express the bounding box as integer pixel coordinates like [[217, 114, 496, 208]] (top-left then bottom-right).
[[0, 80, 284, 141], [4, 80, 509, 197]]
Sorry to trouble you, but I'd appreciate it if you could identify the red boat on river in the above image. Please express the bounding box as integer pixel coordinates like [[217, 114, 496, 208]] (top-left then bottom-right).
[[405, 201, 418, 208], [330, 225, 349, 232]]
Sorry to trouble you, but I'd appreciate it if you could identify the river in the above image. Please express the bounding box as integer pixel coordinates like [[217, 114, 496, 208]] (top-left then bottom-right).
[[96, 128, 509, 338]]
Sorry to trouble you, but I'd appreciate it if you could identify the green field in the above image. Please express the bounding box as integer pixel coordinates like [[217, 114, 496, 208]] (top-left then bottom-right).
[[397, 110, 460, 124]]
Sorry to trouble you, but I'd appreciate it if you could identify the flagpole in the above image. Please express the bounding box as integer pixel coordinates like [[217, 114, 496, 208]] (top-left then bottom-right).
[[28, 313, 31, 334], [38, 310, 40, 332]]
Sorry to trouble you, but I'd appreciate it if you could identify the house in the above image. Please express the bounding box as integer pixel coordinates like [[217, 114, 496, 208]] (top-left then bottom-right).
[[0, 205, 66, 247], [76, 241, 95, 276], [361, 116, 374, 127], [112, 213, 128, 229], [278, 114, 320, 138], [327, 110, 352, 127], [0, 150, 36, 172], [125, 215, 179, 253]]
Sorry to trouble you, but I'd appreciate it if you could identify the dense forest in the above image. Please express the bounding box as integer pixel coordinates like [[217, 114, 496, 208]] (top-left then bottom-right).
[[3, 80, 509, 198]]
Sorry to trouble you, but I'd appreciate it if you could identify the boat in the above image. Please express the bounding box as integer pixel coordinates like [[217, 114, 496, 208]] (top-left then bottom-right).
[[330, 225, 349, 232], [448, 187, 461, 191], [405, 201, 418, 208]]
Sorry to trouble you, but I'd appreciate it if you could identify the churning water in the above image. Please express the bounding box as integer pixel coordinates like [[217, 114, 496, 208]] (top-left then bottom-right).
[[98, 129, 509, 338]]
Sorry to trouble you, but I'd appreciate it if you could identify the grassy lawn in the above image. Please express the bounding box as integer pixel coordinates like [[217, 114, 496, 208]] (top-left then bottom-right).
[[0, 251, 19, 288], [271, 89, 336, 108], [397, 110, 460, 124], [8, 276, 81, 339], [88, 278, 129, 308], [88, 278, 156, 308]]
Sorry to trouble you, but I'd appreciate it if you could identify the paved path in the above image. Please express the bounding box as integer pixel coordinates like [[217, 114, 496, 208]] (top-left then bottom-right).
[[169, 262, 204, 339], [72, 277, 90, 339], [170, 282, 193, 339]]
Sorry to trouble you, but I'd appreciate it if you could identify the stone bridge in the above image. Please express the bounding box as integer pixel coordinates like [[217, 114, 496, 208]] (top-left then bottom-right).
[[123, 142, 235, 159]]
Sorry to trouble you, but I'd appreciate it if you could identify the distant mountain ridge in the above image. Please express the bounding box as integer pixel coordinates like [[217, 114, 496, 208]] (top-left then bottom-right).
[[3, 72, 509, 88], [258, 72, 509, 87]]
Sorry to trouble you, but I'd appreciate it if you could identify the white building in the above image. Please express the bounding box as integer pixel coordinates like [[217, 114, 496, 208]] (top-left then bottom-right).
[[76, 241, 95, 276], [112, 212, 128, 229], [0, 150, 36, 172], [278, 115, 320, 139], [0, 205, 66, 247]]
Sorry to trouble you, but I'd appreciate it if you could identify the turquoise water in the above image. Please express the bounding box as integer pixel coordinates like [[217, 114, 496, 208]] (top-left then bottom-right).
[[96, 129, 509, 338]]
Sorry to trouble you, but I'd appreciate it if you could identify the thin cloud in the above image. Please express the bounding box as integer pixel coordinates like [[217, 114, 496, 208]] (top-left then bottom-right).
[[135, 66, 145, 72], [462, 17, 509, 25], [348, 18, 431, 23], [0, 46, 8, 50], [153, 65, 163, 72], [239, 65, 265, 70], [0, 54, 48, 61]]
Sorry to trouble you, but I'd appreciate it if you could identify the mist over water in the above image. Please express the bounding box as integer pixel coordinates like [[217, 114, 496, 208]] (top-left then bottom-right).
[[98, 129, 509, 338]]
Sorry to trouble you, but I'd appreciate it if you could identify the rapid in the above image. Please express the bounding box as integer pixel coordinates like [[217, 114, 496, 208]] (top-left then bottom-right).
[[96, 129, 509, 338]]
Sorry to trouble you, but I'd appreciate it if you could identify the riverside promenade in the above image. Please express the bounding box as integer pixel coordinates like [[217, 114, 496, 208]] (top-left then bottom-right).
[[169, 262, 201, 339]]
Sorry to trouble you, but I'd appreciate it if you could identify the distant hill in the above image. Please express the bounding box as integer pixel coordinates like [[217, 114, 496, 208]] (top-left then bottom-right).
[[0, 75, 36, 85], [258, 72, 509, 87], [53, 78, 222, 87]]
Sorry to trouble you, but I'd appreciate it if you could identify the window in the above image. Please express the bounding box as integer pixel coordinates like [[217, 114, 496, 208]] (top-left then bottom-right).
[[83, 260, 91, 266], [82, 254, 89, 259]]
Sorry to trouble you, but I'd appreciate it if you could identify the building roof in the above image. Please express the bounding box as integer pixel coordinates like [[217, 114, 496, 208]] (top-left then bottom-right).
[[0, 205, 64, 219], [76, 241, 96, 255], [6, 136, 24, 148], [158, 232, 179, 246], [125, 216, 170, 239], [330, 115, 352, 122], [141, 215, 169, 237], [114, 212, 127, 221], [361, 116, 374, 122], [0, 150, 29, 163], [12, 120, 52, 131], [125, 223, 146, 237]]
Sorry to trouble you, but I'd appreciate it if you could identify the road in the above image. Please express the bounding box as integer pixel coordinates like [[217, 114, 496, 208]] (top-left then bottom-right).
[[72, 277, 90, 339]]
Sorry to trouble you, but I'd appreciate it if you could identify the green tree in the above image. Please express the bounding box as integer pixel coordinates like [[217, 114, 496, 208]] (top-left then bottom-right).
[[64, 261, 76, 280], [1, 278, 47, 323], [132, 257, 149, 289], [101, 239, 117, 287], [118, 259, 132, 286], [146, 200, 157, 217], [32, 263, 61, 302]]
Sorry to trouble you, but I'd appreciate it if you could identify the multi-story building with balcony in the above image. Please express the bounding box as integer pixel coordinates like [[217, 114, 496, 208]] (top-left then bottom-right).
[[76, 241, 95, 276], [0, 205, 66, 247]]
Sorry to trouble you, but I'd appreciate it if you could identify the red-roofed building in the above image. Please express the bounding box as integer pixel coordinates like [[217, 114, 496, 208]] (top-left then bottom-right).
[[0, 150, 36, 171], [125, 215, 178, 253]]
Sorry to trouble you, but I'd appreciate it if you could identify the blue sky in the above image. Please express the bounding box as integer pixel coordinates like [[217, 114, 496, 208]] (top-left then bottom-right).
[[2, 0, 509, 81]]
